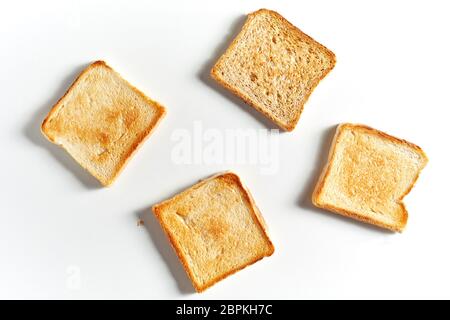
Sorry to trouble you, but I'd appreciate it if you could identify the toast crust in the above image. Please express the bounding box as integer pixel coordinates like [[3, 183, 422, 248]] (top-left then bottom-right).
[[312, 123, 428, 232], [152, 172, 274, 292], [211, 9, 336, 131], [41, 61, 166, 186]]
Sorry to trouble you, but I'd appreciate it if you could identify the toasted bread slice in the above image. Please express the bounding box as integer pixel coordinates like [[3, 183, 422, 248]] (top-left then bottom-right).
[[312, 124, 428, 232], [211, 9, 336, 131], [41, 61, 166, 186], [152, 172, 274, 292]]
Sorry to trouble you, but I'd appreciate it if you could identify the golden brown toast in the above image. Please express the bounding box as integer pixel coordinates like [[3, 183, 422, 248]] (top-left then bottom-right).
[[312, 124, 428, 232], [153, 172, 274, 292], [211, 9, 336, 131], [41, 61, 166, 186]]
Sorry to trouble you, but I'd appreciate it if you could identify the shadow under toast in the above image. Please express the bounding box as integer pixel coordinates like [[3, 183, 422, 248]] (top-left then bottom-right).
[[136, 207, 195, 294]]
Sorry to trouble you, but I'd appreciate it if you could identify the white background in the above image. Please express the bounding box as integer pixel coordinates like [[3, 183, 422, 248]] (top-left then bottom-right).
[[1, 0, 449, 299]]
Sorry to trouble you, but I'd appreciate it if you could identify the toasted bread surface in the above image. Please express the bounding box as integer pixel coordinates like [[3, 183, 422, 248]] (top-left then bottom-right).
[[41, 61, 166, 186], [312, 124, 428, 232], [211, 9, 336, 131], [153, 172, 274, 292]]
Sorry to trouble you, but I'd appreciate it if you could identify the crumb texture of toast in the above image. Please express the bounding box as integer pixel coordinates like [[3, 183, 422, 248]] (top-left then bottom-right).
[[153, 172, 274, 292], [211, 9, 336, 131], [41, 61, 166, 186], [312, 124, 428, 232]]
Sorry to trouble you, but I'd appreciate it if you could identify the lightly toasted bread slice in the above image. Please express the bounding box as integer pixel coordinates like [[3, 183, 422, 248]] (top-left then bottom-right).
[[152, 172, 274, 292], [211, 9, 336, 131], [312, 124, 428, 232], [41, 61, 166, 186]]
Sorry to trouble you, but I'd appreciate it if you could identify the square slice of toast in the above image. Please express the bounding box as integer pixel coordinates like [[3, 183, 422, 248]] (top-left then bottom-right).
[[41, 61, 166, 186], [152, 172, 274, 292], [312, 124, 428, 232], [211, 9, 336, 131]]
